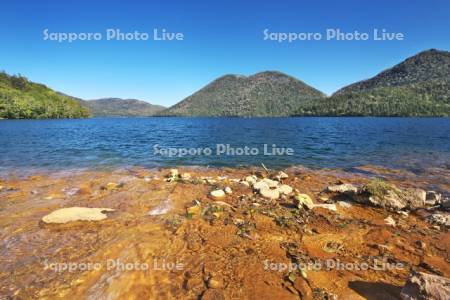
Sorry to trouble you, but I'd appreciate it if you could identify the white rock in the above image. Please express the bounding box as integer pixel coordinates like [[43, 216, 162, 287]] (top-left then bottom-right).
[[245, 176, 257, 185], [210, 189, 226, 198], [278, 184, 293, 195], [294, 194, 314, 210], [148, 201, 171, 216], [260, 187, 280, 200], [224, 187, 232, 194], [384, 215, 396, 226], [398, 211, 409, 217], [262, 178, 279, 188], [253, 181, 270, 191], [169, 169, 179, 177], [42, 207, 115, 224]]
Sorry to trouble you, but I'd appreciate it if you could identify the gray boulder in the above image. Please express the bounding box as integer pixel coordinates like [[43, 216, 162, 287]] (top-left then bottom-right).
[[426, 191, 442, 205], [354, 180, 427, 211], [400, 271, 450, 300], [402, 188, 427, 210], [326, 183, 358, 194]]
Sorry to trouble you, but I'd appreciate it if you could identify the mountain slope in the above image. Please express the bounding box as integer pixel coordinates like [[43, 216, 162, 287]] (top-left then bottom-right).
[[81, 98, 165, 117], [161, 71, 326, 116], [335, 49, 450, 94], [296, 49, 450, 116], [0, 72, 90, 119]]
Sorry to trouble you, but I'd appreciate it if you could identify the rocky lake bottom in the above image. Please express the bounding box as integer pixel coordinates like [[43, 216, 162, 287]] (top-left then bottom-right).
[[0, 164, 449, 299]]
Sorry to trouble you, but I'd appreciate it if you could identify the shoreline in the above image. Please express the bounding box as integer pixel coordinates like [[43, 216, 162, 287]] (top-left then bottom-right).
[[1, 115, 450, 120], [0, 166, 448, 298]]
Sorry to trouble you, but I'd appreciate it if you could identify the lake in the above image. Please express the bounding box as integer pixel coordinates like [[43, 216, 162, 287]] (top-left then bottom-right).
[[0, 117, 449, 175]]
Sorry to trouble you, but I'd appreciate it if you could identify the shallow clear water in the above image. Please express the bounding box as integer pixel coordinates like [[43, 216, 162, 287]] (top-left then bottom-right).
[[0, 117, 449, 174]]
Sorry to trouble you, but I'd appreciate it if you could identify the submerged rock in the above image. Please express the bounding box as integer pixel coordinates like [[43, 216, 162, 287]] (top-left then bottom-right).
[[293, 277, 313, 300], [201, 289, 225, 300], [207, 275, 224, 289], [42, 207, 115, 224], [400, 271, 450, 300], [384, 215, 396, 226], [186, 205, 202, 217], [106, 182, 118, 190]]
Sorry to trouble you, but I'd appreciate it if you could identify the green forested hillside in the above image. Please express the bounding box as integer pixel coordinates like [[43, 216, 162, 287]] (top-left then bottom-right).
[[296, 49, 450, 116], [161, 71, 326, 116], [0, 72, 90, 119], [296, 81, 450, 116]]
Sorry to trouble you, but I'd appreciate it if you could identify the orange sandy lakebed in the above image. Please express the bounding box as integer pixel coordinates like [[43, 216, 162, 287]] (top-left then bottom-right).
[[0, 166, 449, 299]]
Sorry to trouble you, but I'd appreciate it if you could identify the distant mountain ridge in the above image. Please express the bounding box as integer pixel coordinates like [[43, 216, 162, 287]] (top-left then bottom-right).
[[80, 98, 165, 117], [161, 71, 326, 116], [1, 48, 449, 119]]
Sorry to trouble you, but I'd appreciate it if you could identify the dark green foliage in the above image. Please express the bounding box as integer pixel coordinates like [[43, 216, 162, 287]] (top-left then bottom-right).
[[0, 72, 90, 119]]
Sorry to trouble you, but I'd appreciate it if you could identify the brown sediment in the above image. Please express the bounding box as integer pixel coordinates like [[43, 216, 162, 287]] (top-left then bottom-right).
[[0, 166, 448, 299]]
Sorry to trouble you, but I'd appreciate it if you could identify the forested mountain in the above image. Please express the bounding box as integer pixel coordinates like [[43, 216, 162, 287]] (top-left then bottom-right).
[[161, 71, 326, 116], [295, 49, 450, 116]]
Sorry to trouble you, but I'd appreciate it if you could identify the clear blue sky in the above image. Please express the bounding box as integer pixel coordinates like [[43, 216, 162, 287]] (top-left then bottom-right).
[[1, 0, 449, 106]]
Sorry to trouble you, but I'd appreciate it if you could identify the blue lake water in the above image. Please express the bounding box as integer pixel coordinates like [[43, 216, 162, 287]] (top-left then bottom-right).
[[0, 117, 449, 174]]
